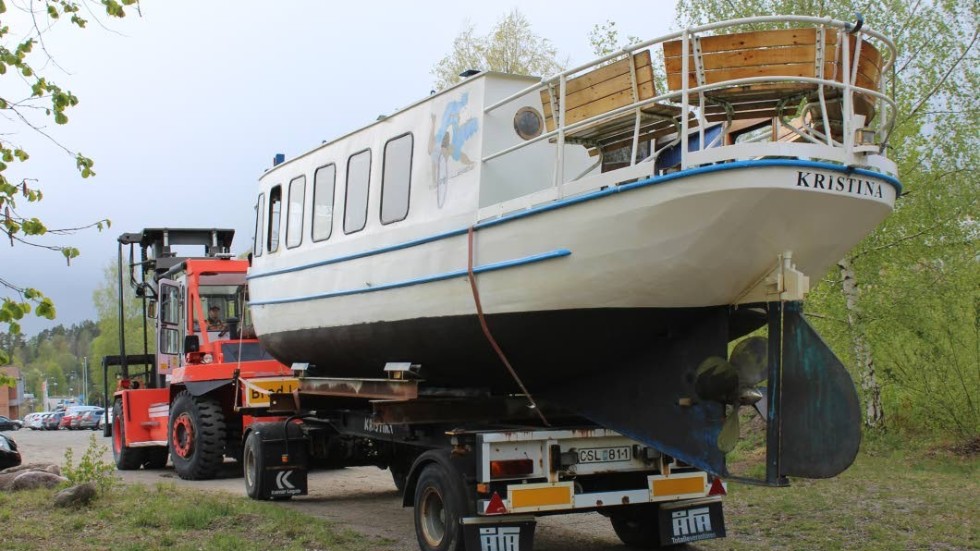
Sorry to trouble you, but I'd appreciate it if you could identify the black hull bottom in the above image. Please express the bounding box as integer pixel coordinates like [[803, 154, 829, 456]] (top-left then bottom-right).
[[261, 306, 765, 394], [263, 304, 860, 480]]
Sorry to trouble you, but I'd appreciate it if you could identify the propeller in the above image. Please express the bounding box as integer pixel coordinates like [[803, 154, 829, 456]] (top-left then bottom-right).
[[694, 336, 768, 453]]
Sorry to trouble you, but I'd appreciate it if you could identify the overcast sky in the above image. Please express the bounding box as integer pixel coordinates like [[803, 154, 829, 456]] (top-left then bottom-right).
[[3, 1, 679, 335]]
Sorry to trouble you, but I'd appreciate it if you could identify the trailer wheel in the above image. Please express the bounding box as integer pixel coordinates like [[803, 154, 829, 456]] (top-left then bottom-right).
[[610, 504, 664, 549], [111, 399, 145, 470], [243, 430, 267, 500], [169, 391, 227, 480], [414, 463, 467, 551]]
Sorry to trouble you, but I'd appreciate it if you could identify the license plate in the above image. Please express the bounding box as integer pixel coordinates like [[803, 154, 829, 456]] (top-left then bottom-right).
[[577, 446, 631, 463], [658, 499, 726, 545]]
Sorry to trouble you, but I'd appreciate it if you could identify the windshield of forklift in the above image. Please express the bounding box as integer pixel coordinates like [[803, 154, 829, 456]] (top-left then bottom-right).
[[196, 279, 245, 332], [221, 342, 275, 362]]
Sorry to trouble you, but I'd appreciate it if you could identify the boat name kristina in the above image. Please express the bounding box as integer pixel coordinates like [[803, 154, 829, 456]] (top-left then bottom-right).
[[795, 171, 884, 199]]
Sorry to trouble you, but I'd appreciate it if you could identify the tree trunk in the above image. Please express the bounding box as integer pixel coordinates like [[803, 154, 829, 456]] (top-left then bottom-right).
[[839, 256, 885, 428]]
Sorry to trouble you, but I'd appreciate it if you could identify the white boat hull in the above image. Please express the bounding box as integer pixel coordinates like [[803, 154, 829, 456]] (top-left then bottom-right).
[[248, 160, 896, 388]]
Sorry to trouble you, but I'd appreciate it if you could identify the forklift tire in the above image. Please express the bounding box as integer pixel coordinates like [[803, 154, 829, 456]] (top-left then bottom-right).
[[143, 447, 169, 469], [111, 399, 145, 470], [610, 504, 664, 549], [413, 462, 467, 551], [169, 391, 227, 480]]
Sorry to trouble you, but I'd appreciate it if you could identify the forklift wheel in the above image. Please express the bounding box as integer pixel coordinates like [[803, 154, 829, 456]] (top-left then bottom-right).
[[168, 391, 227, 480], [112, 399, 145, 470]]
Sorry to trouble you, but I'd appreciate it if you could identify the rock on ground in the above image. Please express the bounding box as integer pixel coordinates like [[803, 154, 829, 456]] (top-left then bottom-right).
[[54, 482, 97, 507], [0, 463, 61, 476], [1, 470, 69, 491]]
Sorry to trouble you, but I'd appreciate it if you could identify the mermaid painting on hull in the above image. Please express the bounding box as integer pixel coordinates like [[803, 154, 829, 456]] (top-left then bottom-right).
[[428, 93, 479, 208]]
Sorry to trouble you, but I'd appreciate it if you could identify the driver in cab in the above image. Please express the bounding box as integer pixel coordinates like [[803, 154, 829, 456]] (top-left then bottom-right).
[[206, 306, 226, 333]]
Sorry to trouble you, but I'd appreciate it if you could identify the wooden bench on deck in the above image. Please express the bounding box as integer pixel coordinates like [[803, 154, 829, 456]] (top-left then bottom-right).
[[662, 28, 883, 136], [540, 50, 682, 159]]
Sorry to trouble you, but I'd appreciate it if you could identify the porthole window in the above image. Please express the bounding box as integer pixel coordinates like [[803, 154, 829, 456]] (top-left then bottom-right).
[[514, 106, 544, 140]]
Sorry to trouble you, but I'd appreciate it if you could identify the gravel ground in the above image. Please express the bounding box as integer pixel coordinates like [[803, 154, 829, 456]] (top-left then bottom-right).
[[6, 427, 707, 550]]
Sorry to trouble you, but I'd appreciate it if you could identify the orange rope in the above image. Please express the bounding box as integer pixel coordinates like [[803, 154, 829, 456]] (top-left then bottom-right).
[[467, 226, 549, 426]]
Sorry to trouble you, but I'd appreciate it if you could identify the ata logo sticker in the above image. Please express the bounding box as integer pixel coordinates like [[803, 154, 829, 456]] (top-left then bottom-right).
[[479, 526, 521, 551]]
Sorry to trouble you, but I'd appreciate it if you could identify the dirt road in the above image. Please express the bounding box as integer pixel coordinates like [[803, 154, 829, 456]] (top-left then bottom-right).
[[9, 427, 680, 550]]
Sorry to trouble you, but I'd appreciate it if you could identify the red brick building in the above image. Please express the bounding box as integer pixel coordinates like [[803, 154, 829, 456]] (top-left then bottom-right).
[[0, 366, 24, 419]]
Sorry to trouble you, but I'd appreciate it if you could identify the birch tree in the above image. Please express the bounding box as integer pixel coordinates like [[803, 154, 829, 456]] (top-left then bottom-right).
[[432, 8, 566, 91]]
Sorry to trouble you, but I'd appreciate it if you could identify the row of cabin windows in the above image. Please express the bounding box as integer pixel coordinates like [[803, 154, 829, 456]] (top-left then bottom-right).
[[254, 133, 414, 256]]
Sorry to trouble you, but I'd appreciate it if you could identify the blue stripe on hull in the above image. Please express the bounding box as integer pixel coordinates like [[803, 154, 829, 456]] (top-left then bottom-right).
[[249, 248, 570, 306]]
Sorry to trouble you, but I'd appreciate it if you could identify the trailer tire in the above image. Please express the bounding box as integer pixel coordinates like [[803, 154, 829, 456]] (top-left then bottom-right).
[[243, 430, 267, 500], [169, 391, 227, 480], [610, 504, 664, 549], [111, 399, 145, 470], [414, 462, 467, 551]]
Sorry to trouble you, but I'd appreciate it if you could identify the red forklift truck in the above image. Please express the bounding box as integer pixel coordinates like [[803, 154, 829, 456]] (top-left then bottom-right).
[[104, 228, 298, 479]]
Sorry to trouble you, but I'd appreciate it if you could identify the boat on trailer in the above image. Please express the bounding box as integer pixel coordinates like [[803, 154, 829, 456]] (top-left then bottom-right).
[[248, 16, 898, 477]]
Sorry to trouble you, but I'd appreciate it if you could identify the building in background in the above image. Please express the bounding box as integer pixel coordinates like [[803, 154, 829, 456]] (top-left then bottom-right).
[[0, 366, 25, 419]]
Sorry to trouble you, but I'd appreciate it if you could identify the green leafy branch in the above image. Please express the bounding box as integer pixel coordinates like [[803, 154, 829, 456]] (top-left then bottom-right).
[[0, 0, 138, 360]]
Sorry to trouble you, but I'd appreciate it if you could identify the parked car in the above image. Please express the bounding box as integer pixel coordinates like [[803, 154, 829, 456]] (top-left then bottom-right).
[[43, 411, 64, 430], [23, 412, 49, 430], [64, 406, 102, 430], [0, 415, 22, 431], [97, 408, 113, 431], [0, 433, 20, 469], [77, 409, 105, 431]]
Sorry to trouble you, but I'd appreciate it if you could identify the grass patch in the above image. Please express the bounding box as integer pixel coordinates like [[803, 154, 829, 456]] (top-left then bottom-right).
[[0, 483, 378, 551], [700, 447, 979, 550]]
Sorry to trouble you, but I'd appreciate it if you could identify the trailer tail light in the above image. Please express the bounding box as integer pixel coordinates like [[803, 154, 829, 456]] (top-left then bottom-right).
[[490, 459, 534, 479]]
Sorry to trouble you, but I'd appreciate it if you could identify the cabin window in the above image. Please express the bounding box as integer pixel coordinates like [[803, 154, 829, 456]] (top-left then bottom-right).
[[381, 133, 413, 224], [312, 164, 336, 242], [286, 175, 306, 249], [344, 149, 371, 234], [267, 185, 282, 252], [159, 284, 181, 354], [253, 193, 265, 257]]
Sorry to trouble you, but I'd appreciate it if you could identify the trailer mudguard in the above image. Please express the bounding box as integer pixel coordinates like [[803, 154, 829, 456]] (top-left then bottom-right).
[[246, 421, 309, 499]]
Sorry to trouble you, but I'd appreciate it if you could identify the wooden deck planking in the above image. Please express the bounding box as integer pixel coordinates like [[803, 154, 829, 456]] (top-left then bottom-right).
[[541, 50, 656, 133]]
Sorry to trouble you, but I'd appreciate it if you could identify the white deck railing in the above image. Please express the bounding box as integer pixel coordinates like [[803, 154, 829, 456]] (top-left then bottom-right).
[[482, 15, 898, 192]]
